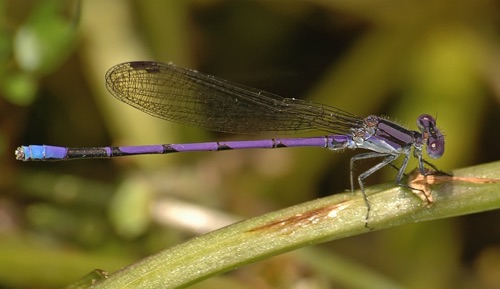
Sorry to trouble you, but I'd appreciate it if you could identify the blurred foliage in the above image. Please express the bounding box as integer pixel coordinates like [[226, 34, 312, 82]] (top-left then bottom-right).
[[0, 0, 499, 288], [1, 0, 79, 105]]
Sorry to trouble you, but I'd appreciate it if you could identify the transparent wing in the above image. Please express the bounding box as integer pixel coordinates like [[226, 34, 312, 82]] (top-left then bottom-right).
[[105, 61, 363, 135]]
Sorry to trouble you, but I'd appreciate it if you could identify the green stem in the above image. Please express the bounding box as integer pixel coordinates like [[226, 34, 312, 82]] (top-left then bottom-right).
[[91, 161, 500, 289]]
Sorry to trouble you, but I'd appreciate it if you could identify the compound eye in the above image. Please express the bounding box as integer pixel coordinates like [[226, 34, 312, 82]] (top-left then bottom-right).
[[426, 137, 445, 159], [417, 114, 436, 131]]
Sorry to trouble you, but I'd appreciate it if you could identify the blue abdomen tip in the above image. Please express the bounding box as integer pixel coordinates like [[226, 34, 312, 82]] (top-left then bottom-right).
[[15, 145, 68, 161]]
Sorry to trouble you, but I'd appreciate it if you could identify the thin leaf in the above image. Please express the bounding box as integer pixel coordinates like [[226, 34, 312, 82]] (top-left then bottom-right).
[[91, 161, 500, 289]]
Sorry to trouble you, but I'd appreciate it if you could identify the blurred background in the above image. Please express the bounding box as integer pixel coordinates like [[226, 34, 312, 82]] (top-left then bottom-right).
[[1, 0, 500, 288]]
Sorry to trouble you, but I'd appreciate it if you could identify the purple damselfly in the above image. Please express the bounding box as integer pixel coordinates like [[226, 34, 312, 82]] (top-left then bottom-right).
[[15, 61, 445, 226]]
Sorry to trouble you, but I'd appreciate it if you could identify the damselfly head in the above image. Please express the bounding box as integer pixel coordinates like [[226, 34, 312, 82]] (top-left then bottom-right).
[[417, 114, 445, 159]]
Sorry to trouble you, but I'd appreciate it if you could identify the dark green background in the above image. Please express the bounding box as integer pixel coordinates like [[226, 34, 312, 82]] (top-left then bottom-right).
[[1, 0, 499, 288]]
